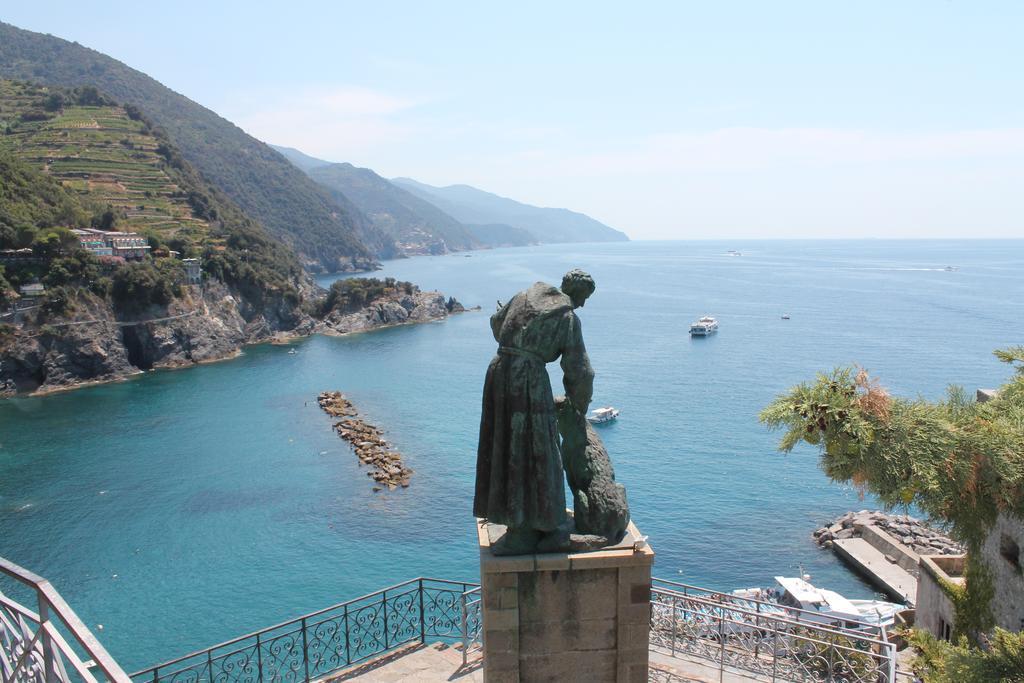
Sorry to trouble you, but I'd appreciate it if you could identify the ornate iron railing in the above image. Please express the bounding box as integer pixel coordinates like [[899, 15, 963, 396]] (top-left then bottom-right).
[[129, 578, 480, 683], [1, 556, 132, 683], [650, 584, 897, 683], [458, 587, 481, 668], [652, 578, 888, 636]]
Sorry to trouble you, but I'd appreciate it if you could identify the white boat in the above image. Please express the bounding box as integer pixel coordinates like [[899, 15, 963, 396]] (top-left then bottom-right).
[[726, 250, 742, 256], [733, 576, 905, 630], [586, 407, 620, 424], [781, 314, 790, 320], [689, 316, 719, 336]]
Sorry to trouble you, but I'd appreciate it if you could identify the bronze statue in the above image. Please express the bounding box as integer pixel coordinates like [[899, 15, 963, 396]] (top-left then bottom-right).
[[475, 269, 629, 554]]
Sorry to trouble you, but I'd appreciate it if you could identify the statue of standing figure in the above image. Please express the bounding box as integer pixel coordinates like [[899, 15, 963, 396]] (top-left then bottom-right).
[[474, 269, 629, 555]]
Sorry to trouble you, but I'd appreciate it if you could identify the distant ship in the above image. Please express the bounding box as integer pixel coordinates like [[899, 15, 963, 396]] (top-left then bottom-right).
[[689, 316, 719, 336], [726, 250, 742, 256]]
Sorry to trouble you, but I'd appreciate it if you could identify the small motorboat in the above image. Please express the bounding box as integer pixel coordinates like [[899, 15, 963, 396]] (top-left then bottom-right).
[[781, 314, 790, 320], [586, 407, 620, 424], [733, 576, 905, 630], [287, 348, 297, 355]]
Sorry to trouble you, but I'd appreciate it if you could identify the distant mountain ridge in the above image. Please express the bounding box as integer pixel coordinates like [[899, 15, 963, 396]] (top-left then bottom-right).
[[0, 21, 388, 272], [272, 145, 480, 255], [391, 178, 629, 243], [271, 145, 333, 173], [308, 162, 480, 254]]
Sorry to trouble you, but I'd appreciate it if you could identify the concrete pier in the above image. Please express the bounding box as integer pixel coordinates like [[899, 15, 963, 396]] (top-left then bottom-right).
[[832, 537, 917, 604]]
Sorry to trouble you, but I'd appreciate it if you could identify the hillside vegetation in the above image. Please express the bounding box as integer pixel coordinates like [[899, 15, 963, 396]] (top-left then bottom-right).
[[0, 80, 209, 247], [308, 162, 480, 255], [392, 177, 629, 244], [0, 21, 386, 272], [0, 79, 304, 318]]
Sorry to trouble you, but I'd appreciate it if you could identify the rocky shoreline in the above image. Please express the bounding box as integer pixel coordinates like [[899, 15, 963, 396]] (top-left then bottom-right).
[[317, 391, 413, 491], [316, 288, 467, 337], [814, 510, 964, 556], [0, 284, 467, 398]]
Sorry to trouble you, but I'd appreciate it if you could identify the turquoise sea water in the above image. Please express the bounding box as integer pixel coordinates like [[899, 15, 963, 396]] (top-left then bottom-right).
[[1, 240, 1022, 669]]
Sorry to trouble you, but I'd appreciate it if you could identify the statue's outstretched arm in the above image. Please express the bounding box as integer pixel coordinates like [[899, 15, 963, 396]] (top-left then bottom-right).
[[561, 312, 594, 414]]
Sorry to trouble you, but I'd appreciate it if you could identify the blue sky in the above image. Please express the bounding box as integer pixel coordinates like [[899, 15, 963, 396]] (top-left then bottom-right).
[[5, 2, 1023, 239]]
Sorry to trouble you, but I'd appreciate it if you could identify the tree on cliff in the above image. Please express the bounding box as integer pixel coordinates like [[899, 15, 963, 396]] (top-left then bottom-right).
[[760, 348, 1024, 643]]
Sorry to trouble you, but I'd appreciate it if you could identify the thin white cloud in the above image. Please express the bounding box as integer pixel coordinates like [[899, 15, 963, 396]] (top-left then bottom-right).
[[222, 85, 424, 156], [511, 127, 1024, 177]]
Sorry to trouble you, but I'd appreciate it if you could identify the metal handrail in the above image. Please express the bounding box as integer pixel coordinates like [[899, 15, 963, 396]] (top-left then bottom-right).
[[650, 585, 897, 683], [129, 577, 480, 683], [652, 577, 888, 637], [651, 583, 890, 646], [459, 587, 482, 668], [1, 556, 132, 683]]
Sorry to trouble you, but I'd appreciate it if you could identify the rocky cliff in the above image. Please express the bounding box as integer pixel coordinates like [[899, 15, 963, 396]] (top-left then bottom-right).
[[317, 288, 465, 336], [0, 281, 465, 397], [1, 282, 253, 396]]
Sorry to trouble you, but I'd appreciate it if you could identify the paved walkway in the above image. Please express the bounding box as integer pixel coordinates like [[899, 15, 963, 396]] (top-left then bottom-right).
[[321, 643, 483, 683], [833, 537, 918, 604], [320, 643, 717, 682]]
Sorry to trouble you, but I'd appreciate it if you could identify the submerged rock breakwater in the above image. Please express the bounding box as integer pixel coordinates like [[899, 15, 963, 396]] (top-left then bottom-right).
[[317, 391, 413, 491]]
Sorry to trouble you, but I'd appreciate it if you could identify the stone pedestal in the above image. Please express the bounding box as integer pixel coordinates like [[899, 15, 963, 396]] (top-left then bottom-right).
[[477, 518, 654, 683]]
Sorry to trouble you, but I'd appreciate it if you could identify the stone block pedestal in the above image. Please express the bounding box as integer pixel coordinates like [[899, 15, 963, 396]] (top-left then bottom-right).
[[477, 518, 654, 683]]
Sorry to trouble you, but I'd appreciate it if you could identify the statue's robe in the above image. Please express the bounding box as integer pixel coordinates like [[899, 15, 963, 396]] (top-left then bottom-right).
[[474, 282, 594, 532]]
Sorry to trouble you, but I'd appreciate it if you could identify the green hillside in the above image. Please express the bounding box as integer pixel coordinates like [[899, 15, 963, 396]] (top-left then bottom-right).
[[0, 80, 210, 246], [307, 162, 480, 255], [0, 80, 305, 315], [0, 21, 385, 272], [0, 145, 89, 242]]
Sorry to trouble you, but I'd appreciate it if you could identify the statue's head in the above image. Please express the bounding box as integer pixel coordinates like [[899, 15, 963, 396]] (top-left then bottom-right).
[[561, 269, 596, 308]]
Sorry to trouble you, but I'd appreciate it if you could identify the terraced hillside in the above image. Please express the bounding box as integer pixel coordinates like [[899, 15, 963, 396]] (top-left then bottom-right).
[[0, 80, 210, 247], [0, 21, 387, 272]]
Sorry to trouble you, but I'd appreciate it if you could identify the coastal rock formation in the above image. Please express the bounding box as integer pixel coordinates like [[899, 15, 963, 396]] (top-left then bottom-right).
[[0, 282, 309, 397], [1, 279, 466, 397], [317, 287, 464, 336], [317, 391, 412, 490], [814, 510, 964, 556]]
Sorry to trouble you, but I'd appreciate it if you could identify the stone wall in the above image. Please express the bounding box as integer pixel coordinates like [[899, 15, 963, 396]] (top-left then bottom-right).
[[477, 519, 654, 682], [916, 555, 964, 639], [981, 513, 1024, 632]]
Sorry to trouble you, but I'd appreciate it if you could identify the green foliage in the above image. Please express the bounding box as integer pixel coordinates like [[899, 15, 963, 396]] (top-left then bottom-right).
[[760, 354, 1024, 639], [320, 277, 414, 316], [0, 265, 10, 303], [908, 628, 1024, 682], [111, 260, 182, 309], [0, 22, 380, 270], [43, 250, 99, 288], [41, 285, 71, 315], [1, 78, 305, 319], [0, 148, 89, 246]]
